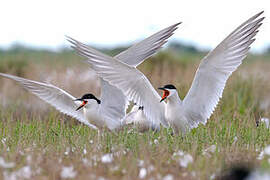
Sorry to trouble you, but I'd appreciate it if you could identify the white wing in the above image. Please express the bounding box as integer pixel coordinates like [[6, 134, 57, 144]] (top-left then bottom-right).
[[121, 106, 140, 125], [0, 73, 97, 129], [98, 79, 129, 129], [183, 11, 264, 128], [115, 22, 181, 67], [95, 23, 180, 127], [67, 40, 168, 127], [67, 23, 180, 127]]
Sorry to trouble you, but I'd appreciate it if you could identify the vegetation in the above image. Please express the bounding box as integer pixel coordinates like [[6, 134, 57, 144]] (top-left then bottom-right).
[[0, 44, 270, 179]]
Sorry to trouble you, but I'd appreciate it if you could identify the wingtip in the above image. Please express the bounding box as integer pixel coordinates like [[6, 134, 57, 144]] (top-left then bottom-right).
[[252, 10, 265, 20], [65, 35, 81, 46], [172, 22, 182, 29], [65, 35, 74, 42], [258, 10, 264, 15], [175, 22, 182, 26]]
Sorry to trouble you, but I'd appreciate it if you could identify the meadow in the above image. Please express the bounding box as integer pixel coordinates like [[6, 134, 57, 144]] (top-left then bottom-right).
[[0, 44, 270, 179]]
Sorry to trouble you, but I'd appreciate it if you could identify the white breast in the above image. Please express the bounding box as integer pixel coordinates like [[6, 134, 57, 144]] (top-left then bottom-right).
[[165, 101, 189, 134], [83, 103, 106, 128]]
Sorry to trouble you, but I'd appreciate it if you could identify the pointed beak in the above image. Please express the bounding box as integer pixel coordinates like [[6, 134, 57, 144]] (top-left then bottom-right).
[[74, 99, 87, 111], [158, 88, 170, 103]]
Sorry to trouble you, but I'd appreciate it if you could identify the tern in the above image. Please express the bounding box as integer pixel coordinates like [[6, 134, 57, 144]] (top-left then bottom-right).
[[69, 11, 264, 134], [67, 22, 181, 130], [0, 22, 180, 131], [122, 105, 159, 132]]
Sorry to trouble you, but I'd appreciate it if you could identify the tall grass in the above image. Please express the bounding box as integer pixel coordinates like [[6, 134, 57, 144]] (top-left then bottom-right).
[[0, 48, 270, 179]]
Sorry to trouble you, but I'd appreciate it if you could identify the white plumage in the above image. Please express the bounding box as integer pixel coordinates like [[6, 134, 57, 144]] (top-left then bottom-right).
[[0, 22, 180, 130], [0, 72, 98, 129], [181, 11, 264, 130], [67, 22, 181, 129], [69, 11, 264, 134]]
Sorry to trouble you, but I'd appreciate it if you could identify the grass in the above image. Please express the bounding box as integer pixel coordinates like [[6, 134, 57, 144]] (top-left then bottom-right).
[[0, 48, 270, 179]]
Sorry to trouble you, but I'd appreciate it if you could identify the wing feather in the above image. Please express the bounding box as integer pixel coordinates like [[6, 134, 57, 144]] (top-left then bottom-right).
[[114, 22, 181, 67], [0, 73, 97, 129], [67, 23, 180, 126], [98, 79, 129, 129], [183, 11, 264, 128], [67, 39, 168, 127]]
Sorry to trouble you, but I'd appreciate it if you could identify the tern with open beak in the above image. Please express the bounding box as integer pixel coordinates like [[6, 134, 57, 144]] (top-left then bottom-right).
[[67, 22, 181, 131], [0, 22, 181, 131], [69, 11, 264, 134]]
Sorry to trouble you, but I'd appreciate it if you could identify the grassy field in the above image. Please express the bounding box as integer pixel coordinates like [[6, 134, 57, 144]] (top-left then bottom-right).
[[1, 46, 270, 179]]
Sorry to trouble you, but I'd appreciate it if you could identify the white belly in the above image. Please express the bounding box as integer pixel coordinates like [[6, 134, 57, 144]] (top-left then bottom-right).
[[84, 107, 106, 128], [165, 103, 189, 134], [133, 110, 160, 132]]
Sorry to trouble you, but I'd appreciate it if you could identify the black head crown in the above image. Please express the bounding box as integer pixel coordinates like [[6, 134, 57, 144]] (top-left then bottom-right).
[[80, 93, 101, 104], [163, 84, 177, 90]]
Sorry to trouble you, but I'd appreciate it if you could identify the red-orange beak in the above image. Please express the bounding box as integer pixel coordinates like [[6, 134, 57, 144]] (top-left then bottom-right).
[[158, 88, 170, 102], [75, 100, 88, 111]]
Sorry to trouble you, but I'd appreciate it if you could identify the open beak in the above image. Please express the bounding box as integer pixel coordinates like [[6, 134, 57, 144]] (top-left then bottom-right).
[[74, 99, 88, 111], [158, 87, 170, 102]]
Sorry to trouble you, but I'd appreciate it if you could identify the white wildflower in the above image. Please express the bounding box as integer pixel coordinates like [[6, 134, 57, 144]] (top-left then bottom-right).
[[257, 151, 264, 160], [203, 145, 216, 155], [246, 170, 270, 180], [179, 154, 193, 168], [173, 150, 184, 157], [210, 173, 216, 180], [71, 147, 75, 152], [101, 153, 113, 164], [16, 166, 32, 179], [89, 140, 93, 144], [261, 117, 270, 128], [154, 139, 159, 145], [139, 168, 147, 179], [64, 147, 70, 155], [83, 148, 87, 155], [121, 169, 127, 174], [3, 171, 16, 180], [137, 160, 144, 167], [264, 145, 270, 156], [97, 177, 106, 180], [163, 174, 174, 180], [61, 166, 77, 179], [0, 157, 15, 168], [232, 136, 238, 145]]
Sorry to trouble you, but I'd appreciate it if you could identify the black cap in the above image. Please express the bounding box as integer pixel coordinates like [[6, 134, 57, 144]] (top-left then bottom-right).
[[75, 93, 101, 104], [159, 84, 177, 90]]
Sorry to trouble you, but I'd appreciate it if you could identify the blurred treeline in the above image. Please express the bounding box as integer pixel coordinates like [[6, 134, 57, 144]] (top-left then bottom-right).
[[0, 41, 270, 77]]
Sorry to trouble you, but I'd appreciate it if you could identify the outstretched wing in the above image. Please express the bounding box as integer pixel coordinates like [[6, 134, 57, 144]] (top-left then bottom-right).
[[182, 11, 264, 128], [67, 23, 180, 127], [98, 79, 129, 129], [67, 39, 168, 127], [0, 73, 97, 129], [115, 22, 181, 67]]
